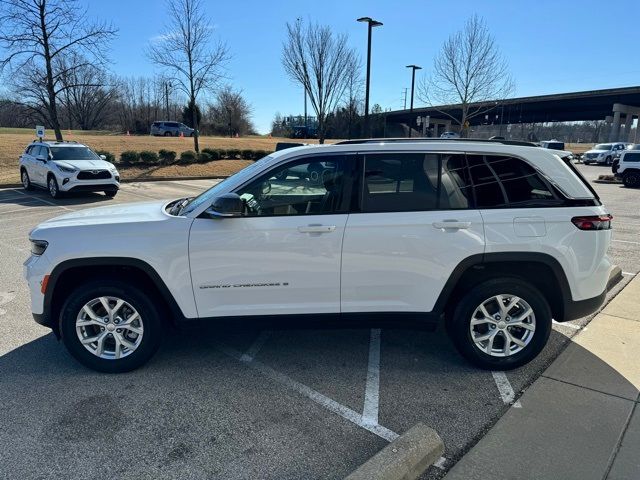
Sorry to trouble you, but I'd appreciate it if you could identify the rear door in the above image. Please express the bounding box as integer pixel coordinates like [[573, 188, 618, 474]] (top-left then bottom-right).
[[340, 151, 485, 314]]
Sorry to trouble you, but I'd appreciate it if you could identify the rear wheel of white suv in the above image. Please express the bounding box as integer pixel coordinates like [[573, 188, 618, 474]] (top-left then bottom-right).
[[59, 280, 164, 373], [448, 278, 552, 370], [21, 168, 33, 190]]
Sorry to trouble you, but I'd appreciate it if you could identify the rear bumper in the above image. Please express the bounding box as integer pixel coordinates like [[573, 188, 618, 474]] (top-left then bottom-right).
[[561, 266, 622, 321]]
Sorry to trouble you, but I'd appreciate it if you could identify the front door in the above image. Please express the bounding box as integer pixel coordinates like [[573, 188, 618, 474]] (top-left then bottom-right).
[[189, 154, 352, 318], [341, 152, 485, 313]]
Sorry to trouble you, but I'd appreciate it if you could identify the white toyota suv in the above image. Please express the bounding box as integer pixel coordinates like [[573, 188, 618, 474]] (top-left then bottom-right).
[[24, 139, 617, 373], [19, 141, 120, 198]]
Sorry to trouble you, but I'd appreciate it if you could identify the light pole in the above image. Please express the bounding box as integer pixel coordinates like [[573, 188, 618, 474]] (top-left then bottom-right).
[[357, 16, 383, 138], [405, 64, 421, 137], [165, 81, 172, 120]]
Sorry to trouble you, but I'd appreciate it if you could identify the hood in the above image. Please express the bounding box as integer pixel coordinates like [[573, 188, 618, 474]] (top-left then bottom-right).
[[52, 159, 115, 170], [585, 149, 607, 154], [32, 200, 170, 232]]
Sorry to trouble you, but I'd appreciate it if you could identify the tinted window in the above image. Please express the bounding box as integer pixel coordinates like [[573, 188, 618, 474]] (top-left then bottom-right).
[[468, 155, 556, 207], [362, 153, 439, 212], [625, 152, 640, 162], [235, 156, 346, 216], [440, 154, 472, 209]]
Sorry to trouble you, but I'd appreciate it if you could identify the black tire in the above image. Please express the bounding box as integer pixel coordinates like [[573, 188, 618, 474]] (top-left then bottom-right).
[[447, 278, 552, 370], [59, 279, 165, 373], [21, 168, 33, 190], [622, 171, 640, 188], [104, 190, 118, 198], [47, 175, 61, 199], [164, 131, 171, 137], [605, 156, 612, 166]]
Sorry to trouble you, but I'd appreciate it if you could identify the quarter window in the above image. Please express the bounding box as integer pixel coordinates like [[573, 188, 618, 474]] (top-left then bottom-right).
[[624, 152, 640, 162], [235, 156, 346, 216], [468, 155, 556, 207]]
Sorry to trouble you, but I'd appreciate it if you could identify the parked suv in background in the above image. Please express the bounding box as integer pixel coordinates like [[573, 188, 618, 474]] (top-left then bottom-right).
[[150, 121, 194, 137], [614, 146, 640, 187], [582, 142, 629, 165], [19, 141, 120, 198], [25, 139, 616, 372]]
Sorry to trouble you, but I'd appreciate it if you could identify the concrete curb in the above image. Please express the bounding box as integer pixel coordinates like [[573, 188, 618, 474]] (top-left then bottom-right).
[[595, 174, 622, 184], [345, 423, 444, 480]]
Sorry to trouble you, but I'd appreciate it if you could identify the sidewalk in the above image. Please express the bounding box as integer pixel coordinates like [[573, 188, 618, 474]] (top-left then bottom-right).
[[445, 275, 640, 480]]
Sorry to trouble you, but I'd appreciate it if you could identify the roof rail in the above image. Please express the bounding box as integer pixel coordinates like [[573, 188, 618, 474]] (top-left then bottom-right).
[[334, 138, 538, 147]]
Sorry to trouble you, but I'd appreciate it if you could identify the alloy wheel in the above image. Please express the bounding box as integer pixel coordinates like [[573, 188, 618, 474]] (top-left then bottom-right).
[[469, 294, 536, 357], [75, 296, 144, 360]]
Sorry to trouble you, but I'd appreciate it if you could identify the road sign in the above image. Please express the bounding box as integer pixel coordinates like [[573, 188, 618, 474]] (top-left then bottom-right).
[[35, 125, 45, 138]]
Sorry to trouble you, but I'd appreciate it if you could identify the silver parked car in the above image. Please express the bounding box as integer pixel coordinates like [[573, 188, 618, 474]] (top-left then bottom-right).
[[150, 121, 194, 137]]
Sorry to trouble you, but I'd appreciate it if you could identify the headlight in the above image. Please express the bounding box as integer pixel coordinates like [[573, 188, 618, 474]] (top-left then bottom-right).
[[30, 239, 48, 256], [57, 165, 77, 173]]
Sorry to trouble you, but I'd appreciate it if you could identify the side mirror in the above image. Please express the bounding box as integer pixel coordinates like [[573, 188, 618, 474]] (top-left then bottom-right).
[[206, 193, 244, 218], [100, 154, 107, 160], [36, 154, 47, 162]]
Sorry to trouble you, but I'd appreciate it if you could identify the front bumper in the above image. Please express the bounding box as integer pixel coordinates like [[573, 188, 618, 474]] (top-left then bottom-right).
[[58, 172, 119, 192]]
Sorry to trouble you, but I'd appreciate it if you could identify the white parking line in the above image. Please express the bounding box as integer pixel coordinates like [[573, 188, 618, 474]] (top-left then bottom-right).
[[11, 189, 73, 211], [434, 456, 448, 470], [491, 371, 522, 408], [363, 328, 381, 425], [611, 239, 640, 245], [218, 343, 400, 442], [240, 330, 272, 362], [622, 271, 637, 276], [552, 320, 582, 330]]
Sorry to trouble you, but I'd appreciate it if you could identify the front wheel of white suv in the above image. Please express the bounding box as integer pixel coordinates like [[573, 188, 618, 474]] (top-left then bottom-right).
[[47, 175, 61, 199], [59, 280, 165, 373], [447, 278, 552, 370]]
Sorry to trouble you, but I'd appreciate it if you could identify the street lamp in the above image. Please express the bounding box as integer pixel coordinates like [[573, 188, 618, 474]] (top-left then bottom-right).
[[405, 65, 421, 112], [357, 16, 383, 138]]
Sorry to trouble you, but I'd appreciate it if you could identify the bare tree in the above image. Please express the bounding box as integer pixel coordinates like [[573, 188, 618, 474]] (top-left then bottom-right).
[[418, 15, 513, 136], [205, 86, 254, 136], [342, 54, 363, 139], [0, 0, 116, 140], [282, 19, 357, 143], [148, 0, 228, 152]]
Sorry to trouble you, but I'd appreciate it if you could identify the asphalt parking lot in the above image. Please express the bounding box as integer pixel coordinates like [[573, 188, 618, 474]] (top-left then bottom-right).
[[0, 163, 638, 480]]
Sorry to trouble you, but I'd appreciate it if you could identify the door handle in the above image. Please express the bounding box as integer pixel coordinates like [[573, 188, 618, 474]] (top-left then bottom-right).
[[297, 225, 336, 234], [432, 220, 471, 230]]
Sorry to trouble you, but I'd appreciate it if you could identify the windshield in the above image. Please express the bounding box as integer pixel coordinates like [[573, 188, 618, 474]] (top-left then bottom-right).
[[594, 144, 612, 151], [50, 146, 100, 161], [180, 156, 271, 215]]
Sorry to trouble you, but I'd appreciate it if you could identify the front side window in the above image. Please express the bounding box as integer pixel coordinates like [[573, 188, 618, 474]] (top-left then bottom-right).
[[234, 156, 347, 216]]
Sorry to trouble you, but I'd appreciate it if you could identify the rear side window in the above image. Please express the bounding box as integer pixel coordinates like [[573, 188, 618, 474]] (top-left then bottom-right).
[[624, 152, 640, 162], [361, 153, 471, 212], [468, 155, 557, 207]]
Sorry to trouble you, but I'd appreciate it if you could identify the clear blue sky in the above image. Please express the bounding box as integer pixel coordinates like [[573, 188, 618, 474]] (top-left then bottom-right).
[[88, 0, 640, 133]]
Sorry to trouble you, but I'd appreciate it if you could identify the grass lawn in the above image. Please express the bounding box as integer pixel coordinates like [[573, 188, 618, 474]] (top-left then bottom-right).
[[0, 128, 322, 185]]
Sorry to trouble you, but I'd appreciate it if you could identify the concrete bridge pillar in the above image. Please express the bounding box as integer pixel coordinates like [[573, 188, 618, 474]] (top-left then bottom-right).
[[624, 114, 634, 141], [609, 110, 622, 142]]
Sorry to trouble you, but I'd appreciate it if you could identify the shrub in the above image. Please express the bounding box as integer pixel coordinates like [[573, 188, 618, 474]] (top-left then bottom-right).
[[120, 150, 139, 165], [240, 149, 255, 160], [95, 150, 115, 163], [198, 152, 213, 163], [253, 150, 270, 160], [139, 150, 159, 165], [158, 149, 177, 165], [179, 150, 197, 164], [216, 148, 228, 159], [201, 148, 221, 160], [226, 148, 241, 159]]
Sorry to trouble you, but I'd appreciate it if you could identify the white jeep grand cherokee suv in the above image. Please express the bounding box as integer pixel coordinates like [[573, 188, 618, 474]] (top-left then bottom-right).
[[19, 141, 120, 198], [24, 139, 616, 373]]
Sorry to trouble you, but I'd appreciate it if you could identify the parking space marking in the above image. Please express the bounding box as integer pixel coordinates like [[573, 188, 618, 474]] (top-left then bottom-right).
[[552, 320, 582, 330], [11, 189, 73, 211], [622, 271, 637, 276], [240, 330, 272, 362], [363, 328, 381, 425], [491, 372, 522, 408], [434, 456, 448, 470], [218, 343, 400, 442], [612, 239, 640, 245]]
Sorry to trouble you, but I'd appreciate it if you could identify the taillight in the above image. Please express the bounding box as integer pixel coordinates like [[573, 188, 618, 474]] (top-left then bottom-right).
[[571, 214, 612, 231]]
